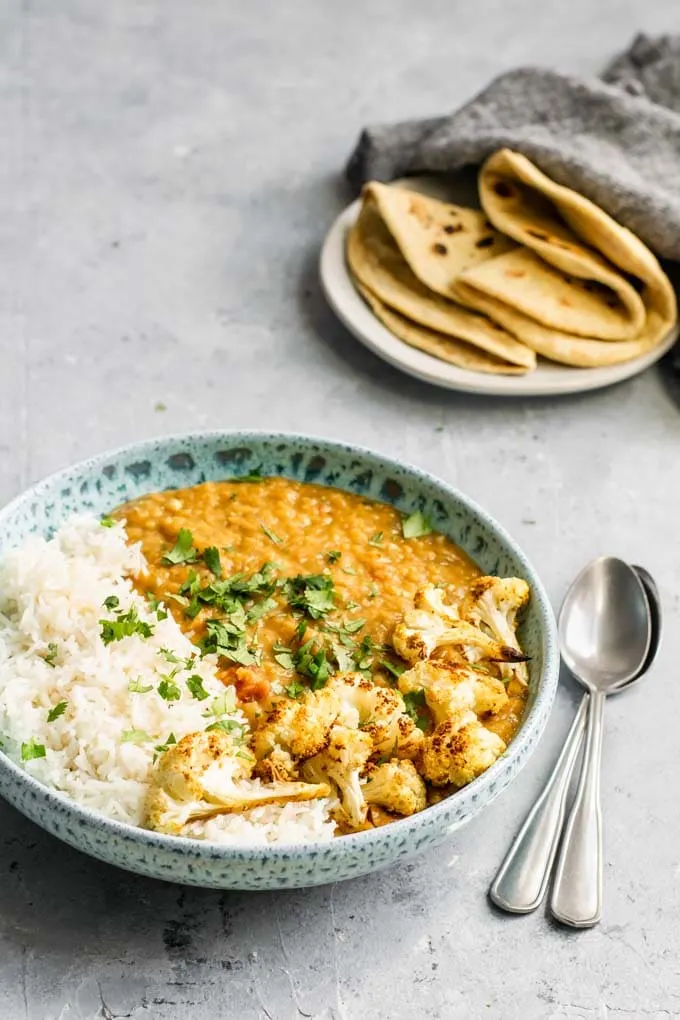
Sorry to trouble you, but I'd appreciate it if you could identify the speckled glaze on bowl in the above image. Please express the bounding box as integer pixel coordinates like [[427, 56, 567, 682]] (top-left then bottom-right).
[[0, 432, 559, 889]]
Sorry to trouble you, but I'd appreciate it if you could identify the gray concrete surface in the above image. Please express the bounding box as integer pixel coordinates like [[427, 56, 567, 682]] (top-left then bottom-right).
[[1, 1, 679, 1017]]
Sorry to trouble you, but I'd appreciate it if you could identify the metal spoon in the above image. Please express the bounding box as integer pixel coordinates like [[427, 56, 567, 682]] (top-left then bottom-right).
[[549, 557, 651, 928], [490, 561, 658, 917]]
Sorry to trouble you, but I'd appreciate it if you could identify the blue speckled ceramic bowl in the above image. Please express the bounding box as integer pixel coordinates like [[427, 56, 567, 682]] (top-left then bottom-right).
[[0, 431, 558, 889]]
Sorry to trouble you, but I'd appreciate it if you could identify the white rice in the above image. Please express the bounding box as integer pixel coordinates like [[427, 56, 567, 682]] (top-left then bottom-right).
[[0, 515, 335, 845]]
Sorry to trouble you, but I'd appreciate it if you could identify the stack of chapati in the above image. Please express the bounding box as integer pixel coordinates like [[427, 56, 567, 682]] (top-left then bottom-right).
[[346, 149, 677, 375]]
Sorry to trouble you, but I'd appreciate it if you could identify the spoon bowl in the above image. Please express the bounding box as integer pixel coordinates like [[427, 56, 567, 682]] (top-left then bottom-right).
[[559, 556, 651, 694]]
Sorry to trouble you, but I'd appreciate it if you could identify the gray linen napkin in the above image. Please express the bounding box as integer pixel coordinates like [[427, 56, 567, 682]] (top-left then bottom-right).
[[345, 34, 680, 261]]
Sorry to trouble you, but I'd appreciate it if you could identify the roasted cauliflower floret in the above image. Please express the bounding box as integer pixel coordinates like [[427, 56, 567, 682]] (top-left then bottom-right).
[[414, 584, 460, 622], [301, 725, 373, 829], [251, 746, 299, 783], [363, 759, 427, 817], [461, 576, 530, 683], [144, 730, 330, 835], [418, 719, 506, 787], [393, 608, 528, 667], [399, 660, 507, 727], [327, 672, 424, 759], [250, 684, 341, 761]]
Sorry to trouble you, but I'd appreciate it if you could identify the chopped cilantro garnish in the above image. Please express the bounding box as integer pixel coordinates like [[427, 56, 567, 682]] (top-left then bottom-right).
[[21, 738, 46, 761], [342, 565, 356, 576], [159, 648, 182, 664], [285, 574, 336, 619], [353, 635, 375, 672], [128, 677, 153, 694], [402, 511, 433, 539], [402, 689, 429, 730], [205, 718, 245, 736], [368, 583, 379, 600], [158, 677, 181, 701], [273, 644, 296, 670], [368, 532, 384, 546], [47, 700, 68, 722], [285, 678, 306, 699], [153, 733, 177, 760], [103, 594, 120, 611], [121, 729, 151, 744], [202, 546, 222, 577], [162, 528, 198, 565], [332, 643, 355, 672], [204, 691, 236, 718], [202, 620, 260, 665], [327, 550, 342, 564], [247, 596, 277, 623], [261, 524, 283, 546], [100, 607, 154, 645], [344, 600, 361, 611], [234, 472, 265, 483], [42, 642, 59, 667], [180, 570, 201, 596], [343, 618, 366, 634], [294, 640, 331, 689], [186, 675, 210, 701], [100, 516, 115, 528], [380, 659, 406, 680], [184, 597, 202, 620], [146, 594, 168, 620]]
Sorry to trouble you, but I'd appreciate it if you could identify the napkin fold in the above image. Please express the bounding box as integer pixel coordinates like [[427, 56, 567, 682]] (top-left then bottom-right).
[[345, 35, 680, 262]]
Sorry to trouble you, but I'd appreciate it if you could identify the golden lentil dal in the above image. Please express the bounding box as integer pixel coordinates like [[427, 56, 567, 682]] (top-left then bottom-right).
[[114, 478, 526, 742]]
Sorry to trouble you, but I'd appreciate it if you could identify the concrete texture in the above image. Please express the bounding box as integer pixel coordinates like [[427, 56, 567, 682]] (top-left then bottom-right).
[[1, 1, 679, 1017]]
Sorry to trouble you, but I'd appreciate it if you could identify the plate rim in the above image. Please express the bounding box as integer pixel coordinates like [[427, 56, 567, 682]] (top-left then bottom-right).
[[319, 193, 678, 397]]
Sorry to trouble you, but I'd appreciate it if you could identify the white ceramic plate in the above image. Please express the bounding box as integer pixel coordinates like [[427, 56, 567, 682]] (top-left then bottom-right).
[[319, 180, 678, 397]]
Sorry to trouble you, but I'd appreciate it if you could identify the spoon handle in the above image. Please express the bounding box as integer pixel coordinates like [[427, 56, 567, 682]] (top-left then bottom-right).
[[550, 689, 606, 927], [489, 695, 588, 913]]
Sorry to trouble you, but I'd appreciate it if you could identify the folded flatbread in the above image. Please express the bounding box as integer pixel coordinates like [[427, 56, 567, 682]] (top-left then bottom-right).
[[354, 281, 529, 375], [347, 199, 535, 370], [459, 149, 676, 362]]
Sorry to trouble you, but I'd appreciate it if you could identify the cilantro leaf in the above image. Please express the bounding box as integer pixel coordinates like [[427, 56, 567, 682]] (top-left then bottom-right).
[[202, 546, 222, 577], [285, 574, 336, 619], [121, 729, 152, 744], [380, 659, 406, 680], [261, 524, 283, 546], [153, 733, 177, 760], [47, 701, 68, 722], [158, 677, 181, 701], [343, 618, 366, 634], [103, 595, 120, 611], [368, 532, 384, 546], [100, 516, 115, 528], [203, 691, 236, 719], [186, 675, 210, 701], [99, 607, 154, 645], [128, 677, 153, 694], [21, 738, 46, 761], [42, 642, 59, 667], [402, 689, 429, 730], [162, 529, 198, 565], [285, 678, 306, 699], [402, 511, 433, 539], [146, 593, 168, 620], [273, 644, 295, 671], [326, 550, 342, 564], [205, 719, 245, 736]]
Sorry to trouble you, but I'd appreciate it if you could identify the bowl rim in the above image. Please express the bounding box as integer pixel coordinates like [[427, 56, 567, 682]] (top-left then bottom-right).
[[0, 429, 560, 860]]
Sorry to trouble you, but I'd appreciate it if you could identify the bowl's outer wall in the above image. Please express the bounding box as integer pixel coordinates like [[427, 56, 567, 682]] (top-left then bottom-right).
[[0, 432, 559, 889]]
